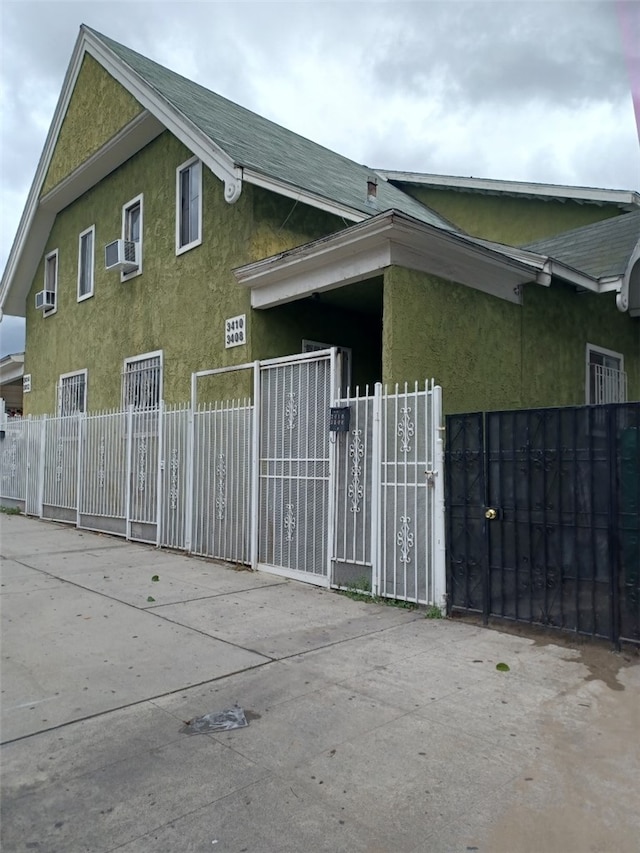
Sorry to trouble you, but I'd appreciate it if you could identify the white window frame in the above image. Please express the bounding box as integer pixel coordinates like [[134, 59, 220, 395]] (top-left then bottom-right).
[[121, 194, 143, 281], [77, 225, 95, 301], [585, 343, 626, 404], [57, 369, 88, 416], [43, 248, 59, 318], [122, 350, 163, 411], [175, 156, 202, 255], [303, 339, 353, 394]]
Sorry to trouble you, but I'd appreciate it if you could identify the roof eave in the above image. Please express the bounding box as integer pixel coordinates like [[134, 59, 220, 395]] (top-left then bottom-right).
[[375, 170, 640, 210], [1, 25, 246, 318], [234, 209, 544, 309]]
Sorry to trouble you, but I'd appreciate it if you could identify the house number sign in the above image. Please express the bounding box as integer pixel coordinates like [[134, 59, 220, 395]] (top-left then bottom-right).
[[225, 314, 246, 348]]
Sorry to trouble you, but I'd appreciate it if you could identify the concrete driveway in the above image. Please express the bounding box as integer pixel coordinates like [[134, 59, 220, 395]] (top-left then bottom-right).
[[1, 514, 638, 852]]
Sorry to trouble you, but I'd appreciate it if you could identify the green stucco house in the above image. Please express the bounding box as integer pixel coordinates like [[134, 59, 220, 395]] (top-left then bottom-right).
[[1, 25, 638, 416]]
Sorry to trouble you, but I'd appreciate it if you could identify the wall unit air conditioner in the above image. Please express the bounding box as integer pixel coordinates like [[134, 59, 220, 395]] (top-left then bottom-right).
[[105, 239, 139, 273], [35, 290, 56, 311]]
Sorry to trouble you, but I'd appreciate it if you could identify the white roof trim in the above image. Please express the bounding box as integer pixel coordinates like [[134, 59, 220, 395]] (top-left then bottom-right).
[[375, 171, 640, 210], [234, 209, 629, 310], [1, 25, 368, 317], [0, 353, 25, 385], [235, 210, 545, 309]]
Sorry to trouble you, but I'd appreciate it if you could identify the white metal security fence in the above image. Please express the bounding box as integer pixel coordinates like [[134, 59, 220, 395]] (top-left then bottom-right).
[[332, 382, 446, 606], [0, 353, 445, 608]]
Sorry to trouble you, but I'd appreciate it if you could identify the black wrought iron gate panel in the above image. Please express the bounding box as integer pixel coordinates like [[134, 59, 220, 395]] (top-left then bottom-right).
[[446, 412, 486, 614], [445, 403, 640, 646]]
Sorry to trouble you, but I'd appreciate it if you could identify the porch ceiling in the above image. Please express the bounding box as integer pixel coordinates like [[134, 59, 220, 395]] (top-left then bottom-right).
[[234, 210, 543, 310]]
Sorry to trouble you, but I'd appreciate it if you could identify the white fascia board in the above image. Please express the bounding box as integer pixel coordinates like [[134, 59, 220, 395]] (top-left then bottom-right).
[[2, 112, 163, 317], [0, 26, 244, 316], [242, 169, 366, 223], [547, 262, 603, 293], [250, 243, 391, 309], [375, 170, 640, 209], [40, 111, 164, 211], [239, 211, 543, 309], [236, 214, 397, 286], [598, 276, 624, 294], [0, 31, 89, 314], [0, 356, 25, 385]]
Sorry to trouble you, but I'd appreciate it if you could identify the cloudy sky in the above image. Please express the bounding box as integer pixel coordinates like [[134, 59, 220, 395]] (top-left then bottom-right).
[[1, 0, 639, 356]]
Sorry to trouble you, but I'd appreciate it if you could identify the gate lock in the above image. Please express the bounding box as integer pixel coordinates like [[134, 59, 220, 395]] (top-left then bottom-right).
[[485, 507, 498, 520]]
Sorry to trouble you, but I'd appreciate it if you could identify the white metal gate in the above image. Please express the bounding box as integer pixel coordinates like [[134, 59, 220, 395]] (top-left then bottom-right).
[[191, 350, 338, 583], [257, 353, 334, 583], [332, 382, 445, 606]]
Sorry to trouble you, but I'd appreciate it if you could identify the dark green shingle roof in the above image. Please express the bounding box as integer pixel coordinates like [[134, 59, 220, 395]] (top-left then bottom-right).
[[524, 210, 640, 278], [90, 28, 455, 231]]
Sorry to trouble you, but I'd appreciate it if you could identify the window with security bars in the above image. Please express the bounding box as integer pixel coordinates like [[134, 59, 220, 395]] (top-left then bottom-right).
[[58, 371, 87, 416], [587, 345, 627, 404], [122, 353, 162, 410]]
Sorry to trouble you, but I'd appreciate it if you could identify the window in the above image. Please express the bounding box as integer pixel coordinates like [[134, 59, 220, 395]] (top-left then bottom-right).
[[58, 370, 87, 416], [586, 344, 627, 404], [121, 194, 143, 279], [176, 157, 202, 254], [77, 225, 95, 301], [122, 351, 163, 410], [43, 249, 58, 316], [302, 339, 352, 395]]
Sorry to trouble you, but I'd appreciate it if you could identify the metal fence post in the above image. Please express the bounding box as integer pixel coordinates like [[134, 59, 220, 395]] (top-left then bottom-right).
[[431, 384, 447, 611], [76, 414, 84, 528], [250, 361, 260, 570], [37, 416, 46, 518], [370, 382, 382, 596], [325, 349, 338, 587], [185, 380, 196, 553], [125, 404, 133, 541], [155, 400, 165, 547]]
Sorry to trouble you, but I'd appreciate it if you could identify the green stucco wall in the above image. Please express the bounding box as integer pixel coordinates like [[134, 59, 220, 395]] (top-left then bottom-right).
[[383, 266, 639, 414], [25, 130, 353, 413], [42, 55, 144, 196], [28, 132, 249, 412], [249, 189, 345, 262], [399, 186, 621, 244]]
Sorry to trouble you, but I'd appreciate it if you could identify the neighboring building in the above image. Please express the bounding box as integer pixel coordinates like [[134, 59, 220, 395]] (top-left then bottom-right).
[[0, 25, 638, 417], [0, 353, 25, 416]]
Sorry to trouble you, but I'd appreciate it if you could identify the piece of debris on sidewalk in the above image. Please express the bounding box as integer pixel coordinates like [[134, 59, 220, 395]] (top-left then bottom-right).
[[182, 705, 248, 733]]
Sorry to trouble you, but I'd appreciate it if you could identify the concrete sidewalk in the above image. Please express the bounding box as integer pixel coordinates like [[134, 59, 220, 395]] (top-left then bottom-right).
[[1, 514, 638, 852]]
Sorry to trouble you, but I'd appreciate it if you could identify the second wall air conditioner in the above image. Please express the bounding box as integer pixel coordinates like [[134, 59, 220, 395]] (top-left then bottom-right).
[[105, 239, 139, 273], [35, 290, 56, 311]]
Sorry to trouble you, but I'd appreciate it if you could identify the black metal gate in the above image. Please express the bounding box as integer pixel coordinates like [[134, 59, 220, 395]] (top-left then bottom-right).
[[445, 403, 640, 646]]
